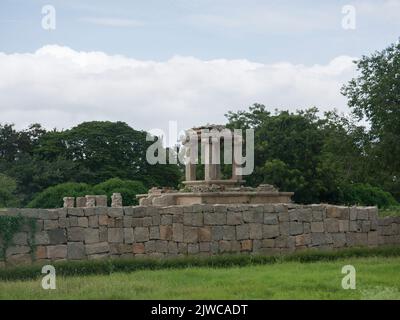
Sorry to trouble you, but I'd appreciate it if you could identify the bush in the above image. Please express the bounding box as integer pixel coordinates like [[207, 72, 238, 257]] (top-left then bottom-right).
[[27, 182, 93, 208], [338, 183, 399, 208], [92, 178, 147, 206]]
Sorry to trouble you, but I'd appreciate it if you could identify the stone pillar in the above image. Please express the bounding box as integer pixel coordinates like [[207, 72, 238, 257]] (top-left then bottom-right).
[[85, 195, 96, 208], [96, 195, 108, 207], [76, 197, 87, 208], [63, 197, 75, 208], [111, 193, 123, 207], [211, 136, 221, 180], [203, 136, 213, 181], [185, 143, 197, 181]]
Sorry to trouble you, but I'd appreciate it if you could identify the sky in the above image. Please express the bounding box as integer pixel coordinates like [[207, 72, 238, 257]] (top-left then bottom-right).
[[0, 0, 399, 139]]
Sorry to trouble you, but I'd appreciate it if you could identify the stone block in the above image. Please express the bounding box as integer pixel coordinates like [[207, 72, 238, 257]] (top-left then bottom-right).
[[84, 228, 99, 244], [198, 227, 212, 242], [149, 226, 160, 240], [85, 242, 109, 255], [160, 225, 173, 240], [134, 227, 149, 242], [67, 227, 85, 242], [12, 232, 28, 245], [226, 212, 242, 225], [350, 207, 357, 221], [311, 222, 324, 233], [204, 212, 226, 225], [84, 207, 96, 216], [124, 228, 134, 244], [219, 240, 231, 253], [161, 215, 173, 225], [199, 242, 210, 252], [155, 240, 169, 253], [241, 239, 252, 251], [88, 215, 99, 228], [331, 233, 346, 248], [178, 242, 187, 254], [346, 232, 368, 246], [361, 221, 371, 233], [357, 208, 369, 220], [338, 220, 349, 232], [236, 224, 250, 240], [76, 197, 86, 208], [222, 226, 236, 240], [108, 228, 124, 243], [96, 195, 108, 207], [168, 241, 178, 254], [368, 231, 379, 247], [312, 210, 323, 221], [35, 246, 47, 260], [183, 226, 198, 243], [108, 208, 123, 218], [264, 214, 278, 225], [35, 231, 50, 245], [172, 223, 183, 242], [188, 243, 199, 254], [289, 222, 303, 235], [59, 218, 69, 228], [67, 242, 86, 260], [143, 217, 153, 227], [44, 220, 59, 230], [295, 234, 311, 247], [78, 217, 88, 228], [278, 212, 289, 222], [133, 243, 145, 254], [279, 222, 290, 236], [211, 226, 223, 240], [298, 208, 313, 222], [262, 225, 280, 239], [45, 245, 67, 259], [48, 229, 67, 244], [325, 219, 339, 233], [249, 223, 263, 239], [67, 208, 84, 217], [262, 239, 275, 248], [311, 233, 327, 246]]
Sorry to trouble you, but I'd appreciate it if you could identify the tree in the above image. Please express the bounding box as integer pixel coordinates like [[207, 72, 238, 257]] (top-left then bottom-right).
[[342, 41, 400, 200], [0, 174, 19, 207]]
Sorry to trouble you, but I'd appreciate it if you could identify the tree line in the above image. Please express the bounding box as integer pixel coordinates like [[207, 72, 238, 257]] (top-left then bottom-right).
[[1, 41, 399, 208]]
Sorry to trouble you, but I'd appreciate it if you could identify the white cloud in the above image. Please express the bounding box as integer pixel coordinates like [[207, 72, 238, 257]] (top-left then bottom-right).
[[0, 45, 356, 140], [80, 17, 144, 27]]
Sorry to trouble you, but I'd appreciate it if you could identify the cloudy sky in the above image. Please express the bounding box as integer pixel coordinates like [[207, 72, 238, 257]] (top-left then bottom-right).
[[1, 0, 399, 138]]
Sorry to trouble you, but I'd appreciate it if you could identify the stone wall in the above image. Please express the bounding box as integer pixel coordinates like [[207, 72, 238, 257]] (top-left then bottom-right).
[[1, 204, 400, 267]]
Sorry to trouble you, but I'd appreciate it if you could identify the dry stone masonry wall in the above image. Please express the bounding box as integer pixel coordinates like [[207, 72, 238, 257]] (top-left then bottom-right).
[[1, 204, 400, 267]]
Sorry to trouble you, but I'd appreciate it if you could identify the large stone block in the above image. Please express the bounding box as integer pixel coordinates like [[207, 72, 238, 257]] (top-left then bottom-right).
[[12, 232, 28, 245], [226, 212, 242, 225], [67, 242, 86, 260], [298, 208, 313, 222], [264, 214, 278, 225], [48, 229, 67, 244], [149, 226, 160, 240], [289, 222, 303, 235], [34, 231, 50, 245], [133, 243, 145, 254], [124, 228, 134, 244], [67, 208, 84, 217], [134, 227, 149, 242], [357, 208, 369, 220], [241, 240, 252, 251], [311, 233, 327, 246], [222, 226, 236, 240], [108, 228, 124, 243], [262, 225, 280, 239], [367, 231, 379, 247], [67, 227, 85, 242], [108, 208, 123, 218], [155, 240, 169, 253], [172, 223, 183, 242], [331, 233, 346, 248], [236, 224, 250, 240], [88, 215, 99, 228], [84, 228, 99, 244], [188, 243, 199, 254], [160, 225, 173, 240], [346, 232, 368, 246], [85, 242, 110, 255], [78, 217, 89, 228], [43, 220, 59, 230], [311, 222, 324, 233], [249, 223, 263, 240], [295, 234, 311, 247], [204, 212, 226, 225], [324, 219, 339, 233], [198, 227, 212, 242], [168, 241, 178, 254], [183, 226, 198, 243], [211, 226, 223, 240], [47, 245, 67, 259], [161, 215, 173, 225]]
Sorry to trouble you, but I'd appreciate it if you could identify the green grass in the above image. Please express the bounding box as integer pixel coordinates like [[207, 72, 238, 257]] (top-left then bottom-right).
[[0, 256, 399, 299]]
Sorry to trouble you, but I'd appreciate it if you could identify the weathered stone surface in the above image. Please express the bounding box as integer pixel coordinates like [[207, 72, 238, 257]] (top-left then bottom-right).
[[324, 219, 339, 233], [311, 222, 324, 233], [331, 233, 346, 247], [84, 228, 99, 244], [262, 225, 279, 239], [47, 245, 67, 259], [96, 195, 108, 207], [311, 233, 327, 246], [264, 214, 278, 225], [357, 208, 369, 220], [198, 227, 212, 242], [188, 243, 199, 254], [346, 232, 368, 246], [222, 226, 235, 240], [44, 220, 59, 230], [67, 227, 85, 242], [160, 225, 173, 240], [12, 232, 28, 245], [108, 228, 124, 243], [298, 209, 313, 222], [134, 227, 149, 242], [149, 226, 160, 240], [68, 208, 84, 217], [184, 226, 198, 243], [249, 223, 263, 239], [78, 217, 89, 228], [226, 212, 242, 225], [204, 212, 226, 225], [76, 197, 86, 208], [108, 208, 123, 217], [155, 240, 169, 253], [236, 224, 250, 240], [289, 222, 303, 235], [35, 231, 50, 245], [67, 242, 85, 260], [48, 229, 67, 244], [85, 242, 109, 255], [241, 240, 252, 251], [172, 223, 183, 242], [133, 243, 145, 254]]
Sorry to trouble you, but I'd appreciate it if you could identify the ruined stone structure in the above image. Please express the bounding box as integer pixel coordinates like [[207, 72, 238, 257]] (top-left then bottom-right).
[[137, 125, 294, 206], [1, 203, 400, 267]]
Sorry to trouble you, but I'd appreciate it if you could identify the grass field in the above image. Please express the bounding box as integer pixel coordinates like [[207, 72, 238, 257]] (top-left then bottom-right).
[[1, 256, 399, 299]]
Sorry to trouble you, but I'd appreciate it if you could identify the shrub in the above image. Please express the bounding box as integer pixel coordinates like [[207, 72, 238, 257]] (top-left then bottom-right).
[[27, 182, 93, 208], [92, 178, 147, 206], [338, 183, 398, 208]]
